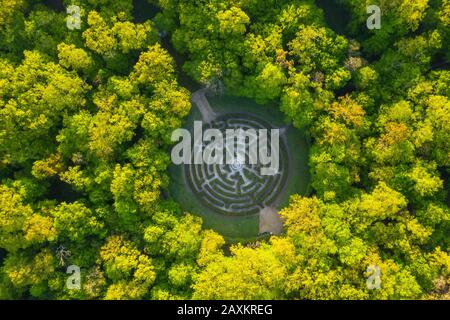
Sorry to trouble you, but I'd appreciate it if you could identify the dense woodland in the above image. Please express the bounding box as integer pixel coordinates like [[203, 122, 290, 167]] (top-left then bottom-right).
[[0, 0, 449, 299]]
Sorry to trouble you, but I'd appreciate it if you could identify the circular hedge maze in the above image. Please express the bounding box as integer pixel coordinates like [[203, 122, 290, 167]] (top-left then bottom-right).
[[185, 113, 289, 216]]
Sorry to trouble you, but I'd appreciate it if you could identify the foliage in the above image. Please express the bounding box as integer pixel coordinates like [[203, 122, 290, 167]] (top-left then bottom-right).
[[0, 0, 448, 300]]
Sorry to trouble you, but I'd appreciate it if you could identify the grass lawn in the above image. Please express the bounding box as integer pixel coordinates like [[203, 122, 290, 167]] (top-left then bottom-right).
[[168, 94, 310, 243]]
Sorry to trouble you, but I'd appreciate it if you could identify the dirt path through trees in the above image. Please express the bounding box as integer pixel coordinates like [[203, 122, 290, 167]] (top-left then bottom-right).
[[191, 89, 217, 123]]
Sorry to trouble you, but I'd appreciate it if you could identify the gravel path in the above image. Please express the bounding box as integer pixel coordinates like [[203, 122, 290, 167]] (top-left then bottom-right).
[[191, 88, 217, 123], [190, 88, 285, 236]]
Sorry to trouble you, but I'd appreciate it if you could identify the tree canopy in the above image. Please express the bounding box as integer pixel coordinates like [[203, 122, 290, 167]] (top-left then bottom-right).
[[0, 0, 448, 300]]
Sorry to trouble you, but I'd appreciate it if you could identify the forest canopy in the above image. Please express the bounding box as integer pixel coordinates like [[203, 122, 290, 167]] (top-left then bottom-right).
[[0, 0, 449, 300]]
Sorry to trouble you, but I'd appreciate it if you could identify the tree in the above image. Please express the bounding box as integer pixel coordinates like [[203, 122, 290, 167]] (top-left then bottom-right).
[[0, 185, 56, 252], [193, 240, 292, 300], [0, 51, 89, 164], [0, 0, 448, 301], [83, 10, 156, 55], [130, 44, 176, 88], [2, 249, 57, 298], [100, 235, 156, 299], [339, 0, 431, 56], [0, 0, 25, 27], [51, 202, 105, 243], [57, 43, 95, 74]]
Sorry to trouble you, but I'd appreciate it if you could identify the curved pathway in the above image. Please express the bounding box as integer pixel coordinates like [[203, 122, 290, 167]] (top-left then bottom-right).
[[191, 88, 217, 123], [190, 89, 285, 236]]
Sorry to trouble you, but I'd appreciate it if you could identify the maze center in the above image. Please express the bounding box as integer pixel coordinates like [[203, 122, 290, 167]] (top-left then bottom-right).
[[185, 113, 289, 216]]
